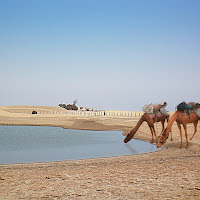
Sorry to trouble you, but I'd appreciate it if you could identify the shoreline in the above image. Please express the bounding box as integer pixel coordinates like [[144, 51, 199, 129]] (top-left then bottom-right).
[[0, 105, 200, 199]]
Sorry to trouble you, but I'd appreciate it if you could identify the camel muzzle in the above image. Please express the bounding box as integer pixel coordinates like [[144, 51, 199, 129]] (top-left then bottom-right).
[[124, 135, 132, 143]]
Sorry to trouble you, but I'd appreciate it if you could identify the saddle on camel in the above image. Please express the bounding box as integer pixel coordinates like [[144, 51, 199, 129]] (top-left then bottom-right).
[[176, 101, 200, 118], [124, 102, 170, 144], [157, 101, 200, 149]]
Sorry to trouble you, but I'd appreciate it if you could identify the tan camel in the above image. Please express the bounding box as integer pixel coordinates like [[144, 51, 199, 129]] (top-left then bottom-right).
[[157, 110, 199, 148], [124, 113, 171, 144]]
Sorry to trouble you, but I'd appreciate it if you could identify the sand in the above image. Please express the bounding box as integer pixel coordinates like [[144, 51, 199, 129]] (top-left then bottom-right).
[[0, 106, 200, 199]]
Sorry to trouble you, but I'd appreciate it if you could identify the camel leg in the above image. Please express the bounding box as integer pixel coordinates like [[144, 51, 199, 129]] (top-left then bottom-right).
[[177, 122, 183, 148], [183, 124, 189, 148], [169, 127, 173, 141], [151, 124, 157, 143], [147, 124, 154, 143], [161, 120, 165, 133], [166, 116, 173, 141], [190, 121, 198, 140]]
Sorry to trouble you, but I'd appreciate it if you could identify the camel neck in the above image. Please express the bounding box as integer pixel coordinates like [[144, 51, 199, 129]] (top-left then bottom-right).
[[164, 112, 177, 138], [134, 114, 145, 129]]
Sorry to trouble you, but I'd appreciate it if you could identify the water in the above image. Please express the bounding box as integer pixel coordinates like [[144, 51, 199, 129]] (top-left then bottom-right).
[[0, 126, 160, 164]]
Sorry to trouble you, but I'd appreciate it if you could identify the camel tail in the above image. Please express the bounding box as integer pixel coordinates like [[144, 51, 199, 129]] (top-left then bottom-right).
[[124, 114, 145, 143]]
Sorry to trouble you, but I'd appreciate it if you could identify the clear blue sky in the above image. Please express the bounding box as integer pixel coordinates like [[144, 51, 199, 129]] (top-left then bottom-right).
[[0, 0, 199, 111]]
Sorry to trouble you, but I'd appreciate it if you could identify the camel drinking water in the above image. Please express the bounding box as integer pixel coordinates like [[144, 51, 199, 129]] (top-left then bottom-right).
[[157, 110, 199, 148], [124, 113, 170, 144]]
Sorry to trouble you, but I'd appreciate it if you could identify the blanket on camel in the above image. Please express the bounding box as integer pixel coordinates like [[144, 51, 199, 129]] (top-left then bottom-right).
[[142, 102, 168, 119]]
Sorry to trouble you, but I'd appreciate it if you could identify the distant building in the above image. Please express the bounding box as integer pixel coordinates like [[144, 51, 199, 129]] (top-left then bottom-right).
[[79, 107, 98, 112]]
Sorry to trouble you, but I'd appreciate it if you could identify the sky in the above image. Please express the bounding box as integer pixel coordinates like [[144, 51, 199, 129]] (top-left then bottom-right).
[[0, 0, 200, 111]]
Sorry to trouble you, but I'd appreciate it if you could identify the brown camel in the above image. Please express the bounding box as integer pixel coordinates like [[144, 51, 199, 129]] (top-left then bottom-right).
[[157, 110, 199, 148], [124, 113, 170, 144]]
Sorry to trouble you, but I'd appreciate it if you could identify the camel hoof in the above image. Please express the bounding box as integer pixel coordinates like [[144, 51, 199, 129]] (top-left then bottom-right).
[[190, 137, 193, 140], [170, 138, 173, 141], [179, 145, 182, 149], [186, 145, 189, 148]]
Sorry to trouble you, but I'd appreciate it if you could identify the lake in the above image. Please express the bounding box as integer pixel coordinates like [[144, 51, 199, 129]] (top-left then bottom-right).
[[0, 125, 161, 164]]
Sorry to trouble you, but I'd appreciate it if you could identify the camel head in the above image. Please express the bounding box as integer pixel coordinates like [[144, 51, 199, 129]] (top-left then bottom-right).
[[124, 133, 132, 143], [157, 128, 168, 148], [124, 127, 138, 143]]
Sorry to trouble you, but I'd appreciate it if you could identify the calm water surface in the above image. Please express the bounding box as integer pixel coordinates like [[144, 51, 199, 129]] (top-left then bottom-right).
[[0, 126, 161, 164]]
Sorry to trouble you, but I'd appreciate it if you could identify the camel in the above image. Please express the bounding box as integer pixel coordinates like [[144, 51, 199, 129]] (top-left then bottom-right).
[[157, 110, 199, 148], [124, 113, 171, 144]]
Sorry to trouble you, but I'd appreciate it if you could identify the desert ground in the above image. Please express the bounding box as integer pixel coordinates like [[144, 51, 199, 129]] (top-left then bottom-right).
[[0, 106, 200, 199]]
